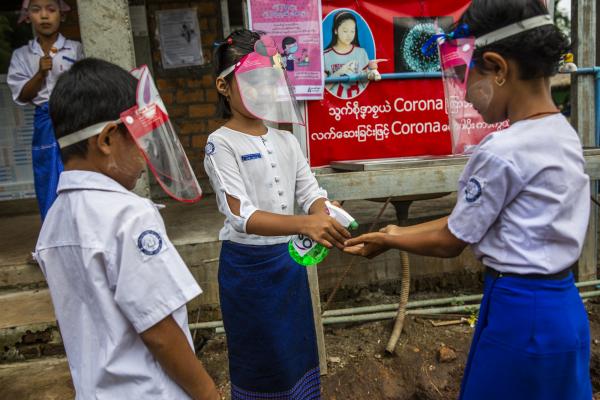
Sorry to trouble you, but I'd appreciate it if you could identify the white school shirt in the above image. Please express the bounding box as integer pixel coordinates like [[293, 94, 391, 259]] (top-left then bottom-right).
[[34, 171, 201, 400], [7, 33, 84, 106], [204, 126, 328, 245], [448, 114, 590, 275]]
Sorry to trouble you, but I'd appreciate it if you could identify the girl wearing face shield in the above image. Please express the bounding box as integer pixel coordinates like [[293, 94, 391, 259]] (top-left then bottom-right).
[[345, 1, 592, 399], [205, 29, 351, 399]]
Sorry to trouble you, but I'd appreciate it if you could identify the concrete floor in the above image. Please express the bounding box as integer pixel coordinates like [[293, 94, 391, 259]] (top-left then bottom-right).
[[0, 195, 225, 271], [0, 192, 456, 262], [0, 194, 459, 331]]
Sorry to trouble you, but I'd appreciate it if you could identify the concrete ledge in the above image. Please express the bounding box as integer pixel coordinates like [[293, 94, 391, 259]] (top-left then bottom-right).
[[0, 290, 55, 330], [0, 356, 73, 398]]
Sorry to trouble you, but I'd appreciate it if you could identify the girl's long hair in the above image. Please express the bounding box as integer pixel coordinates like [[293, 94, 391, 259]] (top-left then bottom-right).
[[325, 11, 360, 51]]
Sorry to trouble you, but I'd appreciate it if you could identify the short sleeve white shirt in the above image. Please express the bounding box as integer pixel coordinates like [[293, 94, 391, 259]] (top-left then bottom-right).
[[7, 34, 84, 106], [35, 170, 201, 400], [448, 114, 590, 274], [204, 126, 327, 245]]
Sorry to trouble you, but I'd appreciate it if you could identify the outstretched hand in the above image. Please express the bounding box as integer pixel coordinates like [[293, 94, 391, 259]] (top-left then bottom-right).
[[343, 232, 389, 258], [343, 224, 403, 258]]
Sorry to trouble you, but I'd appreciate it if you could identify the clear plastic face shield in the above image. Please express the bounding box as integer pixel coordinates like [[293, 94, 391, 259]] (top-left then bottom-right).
[[438, 35, 495, 153], [219, 35, 304, 125], [422, 15, 555, 153], [58, 65, 202, 202]]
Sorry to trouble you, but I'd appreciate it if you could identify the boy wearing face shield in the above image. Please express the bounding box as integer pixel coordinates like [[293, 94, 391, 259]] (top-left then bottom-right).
[[34, 58, 218, 400], [345, 1, 592, 399]]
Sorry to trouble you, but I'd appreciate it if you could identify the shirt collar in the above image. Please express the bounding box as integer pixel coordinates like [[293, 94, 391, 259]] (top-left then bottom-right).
[[57, 170, 134, 196], [29, 33, 69, 56]]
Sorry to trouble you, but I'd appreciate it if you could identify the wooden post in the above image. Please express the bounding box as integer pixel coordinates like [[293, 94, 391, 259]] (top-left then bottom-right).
[[572, 0, 598, 282], [307, 266, 328, 375], [76, 0, 151, 199], [291, 100, 328, 374]]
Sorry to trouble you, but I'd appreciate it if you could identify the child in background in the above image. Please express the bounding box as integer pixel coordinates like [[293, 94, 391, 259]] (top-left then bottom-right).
[[36, 58, 218, 400], [282, 36, 298, 72], [323, 11, 370, 99], [7, 0, 83, 221], [345, 1, 592, 399], [206, 29, 350, 399]]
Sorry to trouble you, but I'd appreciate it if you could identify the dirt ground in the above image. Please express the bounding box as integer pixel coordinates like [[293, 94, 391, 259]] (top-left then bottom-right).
[[196, 292, 600, 400], [201, 313, 472, 400], [2, 291, 600, 399]]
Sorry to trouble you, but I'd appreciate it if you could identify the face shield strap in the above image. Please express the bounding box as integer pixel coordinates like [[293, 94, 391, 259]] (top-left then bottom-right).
[[421, 15, 554, 58], [421, 24, 470, 57], [475, 14, 554, 48], [57, 119, 121, 149], [218, 63, 237, 79]]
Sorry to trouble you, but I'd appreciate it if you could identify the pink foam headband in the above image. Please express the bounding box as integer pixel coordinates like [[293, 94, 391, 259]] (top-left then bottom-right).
[[18, 0, 71, 24]]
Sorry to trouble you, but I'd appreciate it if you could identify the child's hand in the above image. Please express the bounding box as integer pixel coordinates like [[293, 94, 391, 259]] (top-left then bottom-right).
[[380, 224, 402, 235], [344, 232, 389, 259], [301, 214, 351, 250], [38, 55, 53, 77]]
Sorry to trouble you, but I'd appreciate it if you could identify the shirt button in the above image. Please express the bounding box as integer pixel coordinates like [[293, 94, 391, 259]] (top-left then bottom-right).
[[278, 190, 284, 196], [271, 162, 277, 168], [281, 204, 287, 210], [274, 176, 280, 183], [267, 149, 274, 154]]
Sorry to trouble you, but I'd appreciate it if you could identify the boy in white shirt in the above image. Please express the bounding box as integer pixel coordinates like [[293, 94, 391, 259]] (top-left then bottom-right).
[[35, 58, 218, 400], [7, 0, 84, 221]]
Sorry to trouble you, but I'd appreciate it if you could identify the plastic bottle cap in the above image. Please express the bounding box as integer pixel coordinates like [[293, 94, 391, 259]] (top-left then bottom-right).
[[349, 221, 359, 230]]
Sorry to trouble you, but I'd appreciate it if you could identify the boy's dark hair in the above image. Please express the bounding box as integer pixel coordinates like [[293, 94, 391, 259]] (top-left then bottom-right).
[[282, 36, 297, 50], [49, 58, 137, 163], [459, 0, 570, 79], [213, 29, 262, 119], [325, 11, 360, 50]]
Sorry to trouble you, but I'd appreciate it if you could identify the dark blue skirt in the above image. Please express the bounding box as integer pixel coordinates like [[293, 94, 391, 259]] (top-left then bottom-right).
[[33, 103, 63, 221], [219, 241, 321, 400], [460, 272, 592, 400]]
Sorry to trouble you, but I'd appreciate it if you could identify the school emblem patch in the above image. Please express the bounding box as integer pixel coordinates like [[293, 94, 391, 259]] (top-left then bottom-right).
[[465, 177, 483, 203], [137, 230, 163, 256], [205, 142, 215, 156]]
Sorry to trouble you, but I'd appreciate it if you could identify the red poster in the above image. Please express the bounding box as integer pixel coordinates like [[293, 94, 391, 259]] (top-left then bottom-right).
[[306, 0, 472, 167]]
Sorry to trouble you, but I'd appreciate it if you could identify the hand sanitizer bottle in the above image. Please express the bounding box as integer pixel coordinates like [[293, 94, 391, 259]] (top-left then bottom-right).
[[289, 201, 358, 266]]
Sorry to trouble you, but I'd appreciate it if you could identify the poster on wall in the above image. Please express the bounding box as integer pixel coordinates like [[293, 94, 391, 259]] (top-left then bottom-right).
[[248, 0, 325, 100], [0, 75, 35, 200], [157, 8, 204, 69], [306, 1, 507, 167]]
